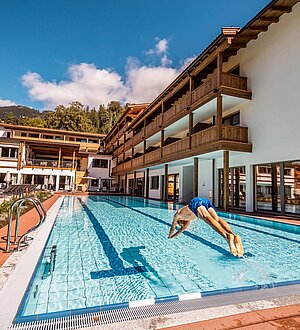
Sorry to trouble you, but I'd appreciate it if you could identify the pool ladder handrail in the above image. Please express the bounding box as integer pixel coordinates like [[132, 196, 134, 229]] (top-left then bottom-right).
[[6, 197, 47, 252]]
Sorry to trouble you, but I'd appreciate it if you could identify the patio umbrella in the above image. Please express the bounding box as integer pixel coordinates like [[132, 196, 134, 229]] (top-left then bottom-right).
[[82, 176, 97, 180], [44, 176, 48, 188], [12, 175, 17, 185], [48, 175, 54, 185], [4, 171, 11, 184]]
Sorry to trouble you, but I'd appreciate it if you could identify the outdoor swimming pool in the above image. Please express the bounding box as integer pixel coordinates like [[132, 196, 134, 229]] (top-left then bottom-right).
[[16, 195, 300, 322]]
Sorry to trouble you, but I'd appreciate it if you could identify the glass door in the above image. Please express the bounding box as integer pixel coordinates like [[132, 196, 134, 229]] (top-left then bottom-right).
[[219, 166, 246, 209], [167, 174, 179, 202]]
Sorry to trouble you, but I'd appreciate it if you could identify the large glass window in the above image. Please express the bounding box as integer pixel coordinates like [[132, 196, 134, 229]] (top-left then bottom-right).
[[0, 147, 18, 158], [284, 161, 300, 214], [219, 166, 246, 209], [256, 163, 281, 212], [92, 159, 108, 168]]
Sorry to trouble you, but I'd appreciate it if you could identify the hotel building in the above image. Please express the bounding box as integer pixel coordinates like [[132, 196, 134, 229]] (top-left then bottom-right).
[[105, 0, 300, 215], [0, 123, 112, 192]]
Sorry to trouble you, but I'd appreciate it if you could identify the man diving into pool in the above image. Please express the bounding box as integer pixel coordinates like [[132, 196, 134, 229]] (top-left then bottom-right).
[[168, 197, 244, 257]]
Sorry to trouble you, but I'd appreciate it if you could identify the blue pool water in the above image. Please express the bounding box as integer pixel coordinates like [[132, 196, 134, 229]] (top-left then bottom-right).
[[18, 196, 300, 319]]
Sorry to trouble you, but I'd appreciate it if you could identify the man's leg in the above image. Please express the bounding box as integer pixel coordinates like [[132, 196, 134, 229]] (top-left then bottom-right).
[[207, 207, 244, 257], [207, 208, 234, 234], [197, 206, 237, 256]]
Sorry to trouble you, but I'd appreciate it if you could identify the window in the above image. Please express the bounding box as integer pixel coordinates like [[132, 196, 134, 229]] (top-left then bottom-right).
[[6, 132, 11, 138], [69, 137, 75, 141], [228, 65, 240, 76], [92, 159, 108, 168], [43, 135, 54, 139], [88, 139, 98, 143], [29, 133, 39, 138], [1, 147, 9, 157], [55, 136, 62, 140], [10, 148, 17, 158], [91, 179, 99, 187], [223, 112, 240, 126], [76, 138, 87, 142], [150, 176, 159, 190], [0, 147, 18, 158], [21, 132, 27, 137]]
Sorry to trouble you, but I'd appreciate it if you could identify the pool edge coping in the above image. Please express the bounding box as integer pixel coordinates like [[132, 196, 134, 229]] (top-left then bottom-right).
[[13, 280, 300, 324], [0, 196, 64, 330]]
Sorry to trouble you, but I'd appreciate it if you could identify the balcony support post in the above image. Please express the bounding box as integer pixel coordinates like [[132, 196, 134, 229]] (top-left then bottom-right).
[[145, 168, 149, 199], [164, 164, 168, 201], [223, 150, 229, 211], [133, 171, 137, 196], [143, 140, 147, 163], [194, 158, 198, 198], [217, 94, 223, 140], [160, 130, 164, 158], [189, 112, 193, 149], [58, 147, 62, 168], [72, 150, 76, 170], [117, 175, 120, 192], [189, 76, 194, 106], [125, 172, 128, 194], [131, 147, 134, 168], [217, 52, 223, 86]]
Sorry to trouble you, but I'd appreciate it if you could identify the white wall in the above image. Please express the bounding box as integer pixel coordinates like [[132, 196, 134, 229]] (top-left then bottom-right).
[[148, 168, 163, 200], [198, 159, 213, 201], [182, 165, 193, 203], [216, 3, 300, 211]]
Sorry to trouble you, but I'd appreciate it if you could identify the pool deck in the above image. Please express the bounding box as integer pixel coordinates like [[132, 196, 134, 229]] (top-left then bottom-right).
[[0, 194, 299, 329], [161, 304, 300, 329], [0, 194, 59, 267]]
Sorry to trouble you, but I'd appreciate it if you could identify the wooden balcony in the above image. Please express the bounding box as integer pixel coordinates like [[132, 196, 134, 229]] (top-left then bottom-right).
[[112, 72, 250, 157], [112, 124, 251, 174]]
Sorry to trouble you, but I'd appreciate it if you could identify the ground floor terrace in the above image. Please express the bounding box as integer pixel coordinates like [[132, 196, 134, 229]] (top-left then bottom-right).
[[115, 150, 300, 216]]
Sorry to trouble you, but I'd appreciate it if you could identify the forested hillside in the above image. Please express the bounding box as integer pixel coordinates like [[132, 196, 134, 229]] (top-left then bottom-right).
[[0, 101, 125, 134]]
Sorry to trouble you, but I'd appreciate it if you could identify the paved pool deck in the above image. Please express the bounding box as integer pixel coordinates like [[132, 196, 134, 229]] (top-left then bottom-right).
[[162, 304, 300, 330], [0, 194, 59, 267]]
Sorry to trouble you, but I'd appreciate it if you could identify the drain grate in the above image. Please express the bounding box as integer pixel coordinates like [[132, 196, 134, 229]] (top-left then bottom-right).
[[7, 284, 300, 330]]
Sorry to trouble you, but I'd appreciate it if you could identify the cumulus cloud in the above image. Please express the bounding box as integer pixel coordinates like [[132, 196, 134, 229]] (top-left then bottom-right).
[[21, 38, 192, 109], [22, 64, 128, 108], [147, 38, 168, 55], [125, 58, 179, 103], [0, 98, 17, 106]]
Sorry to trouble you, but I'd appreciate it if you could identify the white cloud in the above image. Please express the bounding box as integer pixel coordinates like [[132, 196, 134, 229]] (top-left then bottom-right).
[[0, 98, 17, 106], [180, 56, 197, 70], [21, 38, 192, 109], [22, 63, 128, 108], [125, 59, 180, 103], [146, 38, 168, 55]]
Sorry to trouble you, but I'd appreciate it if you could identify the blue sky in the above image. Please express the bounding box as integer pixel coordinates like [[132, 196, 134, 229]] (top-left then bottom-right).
[[0, 0, 270, 110]]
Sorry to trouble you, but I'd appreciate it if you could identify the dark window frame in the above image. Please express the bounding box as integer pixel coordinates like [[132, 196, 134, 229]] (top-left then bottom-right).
[[150, 176, 159, 190]]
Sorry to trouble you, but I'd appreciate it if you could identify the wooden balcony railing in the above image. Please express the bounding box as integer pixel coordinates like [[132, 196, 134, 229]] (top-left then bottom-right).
[[162, 137, 189, 157], [24, 159, 74, 169], [132, 155, 144, 167], [132, 129, 144, 146], [221, 125, 248, 142], [144, 148, 161, 164], [110, 72, 249, 158], [144, 114, 163, 138], [112, 125, 249, 174]]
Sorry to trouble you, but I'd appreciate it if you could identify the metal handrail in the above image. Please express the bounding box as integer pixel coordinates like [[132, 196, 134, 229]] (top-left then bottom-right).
[[6, 197, 47, 252]]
